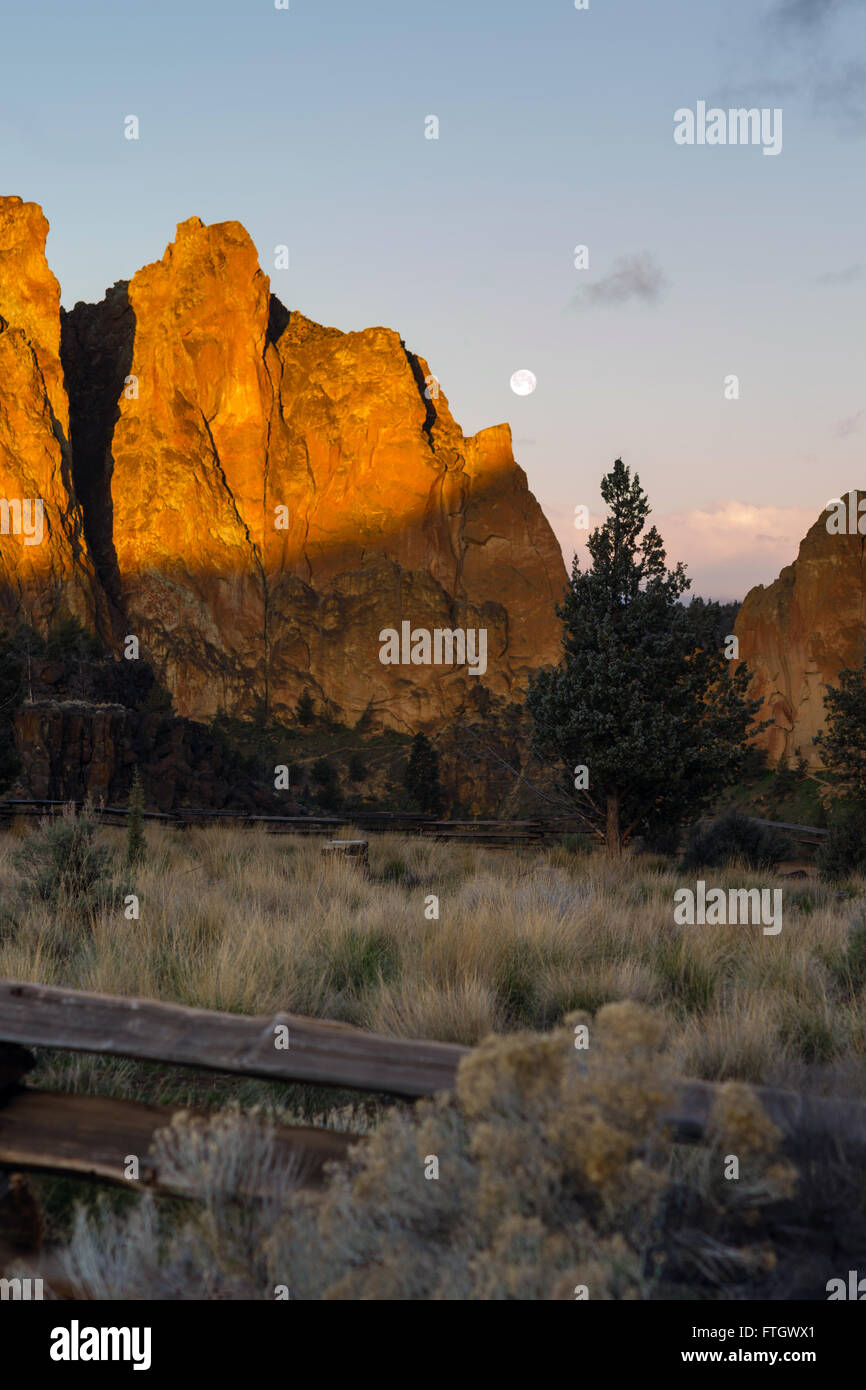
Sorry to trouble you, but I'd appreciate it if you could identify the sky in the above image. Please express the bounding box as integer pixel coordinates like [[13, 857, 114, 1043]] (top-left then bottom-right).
[[1, 0, 864, 601]]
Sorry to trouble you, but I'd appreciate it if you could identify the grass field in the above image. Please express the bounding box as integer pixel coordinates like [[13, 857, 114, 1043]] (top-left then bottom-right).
[[2, 821, 865, 1093], [2, 819, 866, 1299]]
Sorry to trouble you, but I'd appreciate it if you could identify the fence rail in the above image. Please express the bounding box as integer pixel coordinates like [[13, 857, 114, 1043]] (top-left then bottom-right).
[[0, 800, 829, 850], [3, 978, 866, 1291], [0, 981, 467, 1099]]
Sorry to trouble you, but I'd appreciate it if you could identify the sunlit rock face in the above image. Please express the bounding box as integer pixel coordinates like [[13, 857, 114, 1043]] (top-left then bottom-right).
[[1, 205, 566, 730], [0, 197, 98, 629], [735, 494, 866, 765]]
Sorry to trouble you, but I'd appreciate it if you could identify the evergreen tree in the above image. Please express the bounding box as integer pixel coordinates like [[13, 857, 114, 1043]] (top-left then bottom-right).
[[0, 629, 24, 794], [814, 657, 866, 803], [296, 690, 315, 727], [526, 460, 760, 854], [124, 767, 148, 871], [405, 732, 443, 816]]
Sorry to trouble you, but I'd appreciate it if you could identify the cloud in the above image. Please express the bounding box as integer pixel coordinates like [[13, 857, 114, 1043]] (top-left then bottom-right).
[[813, 60, 866, 125], [816, 262, 864, 284], [568, 253, 668, 311], [833, 408, 866, 438], [769, 0, 849, 31], [747, 1, 866, 131], [544, 499, 818, 603]]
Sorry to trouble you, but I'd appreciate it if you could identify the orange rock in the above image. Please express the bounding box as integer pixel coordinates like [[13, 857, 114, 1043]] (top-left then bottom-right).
[[735, 492, 866, 764], [89, 217, 566, 727], [0, 197, 98, 630], [2, 206, 566, 731]]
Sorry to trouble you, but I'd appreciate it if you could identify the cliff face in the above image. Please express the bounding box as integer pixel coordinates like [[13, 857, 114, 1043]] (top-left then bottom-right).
[[734, 493, 866, 764], [0, 198, 99, 631], [1, 199, 566, 733]]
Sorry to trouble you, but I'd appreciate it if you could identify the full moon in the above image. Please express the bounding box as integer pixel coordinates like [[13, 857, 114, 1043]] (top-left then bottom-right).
[[509, 369, 537, 396]]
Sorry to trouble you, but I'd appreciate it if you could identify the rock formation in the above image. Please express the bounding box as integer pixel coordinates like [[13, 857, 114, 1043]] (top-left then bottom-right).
[[0, 198, 99, 631], [734, 492, 866, 764], [0, 198, 566, 738]]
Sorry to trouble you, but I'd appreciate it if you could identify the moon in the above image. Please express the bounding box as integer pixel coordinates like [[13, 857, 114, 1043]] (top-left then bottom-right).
[[510, 369, 537, 396]]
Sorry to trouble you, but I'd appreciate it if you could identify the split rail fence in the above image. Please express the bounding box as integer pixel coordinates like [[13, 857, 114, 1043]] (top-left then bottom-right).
[[0, 800, 829, 851], [1, 979, 864, 1203], [2, 979, 866, 1294]]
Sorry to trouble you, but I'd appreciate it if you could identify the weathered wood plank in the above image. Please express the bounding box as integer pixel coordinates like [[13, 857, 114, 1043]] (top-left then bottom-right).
[[0, 981, 468, 1098], [664, 1079, 866, 1150], [0, 1088, 357, 1197]]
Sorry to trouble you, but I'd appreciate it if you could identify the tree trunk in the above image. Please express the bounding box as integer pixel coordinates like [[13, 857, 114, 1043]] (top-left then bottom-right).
[[605, 792, 622, 856]]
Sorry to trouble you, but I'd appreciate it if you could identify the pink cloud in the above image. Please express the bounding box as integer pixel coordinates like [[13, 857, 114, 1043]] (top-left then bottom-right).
[[543, 500, 818, 603]]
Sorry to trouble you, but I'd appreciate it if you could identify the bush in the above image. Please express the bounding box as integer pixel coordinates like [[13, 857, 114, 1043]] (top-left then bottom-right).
[[639, 822, 682, 857], [12, 803, 120, 916], [348, 755, 368, 784], [324, 928, 400, 997], [296, 691, 315, 727], [404, 732, 443, 816], [816, 803, 866, 880], [55, 1004, 800, 1301], [311, 757, 342, 810], [124, 769, 148, 872], [680, 809, 793, 871]]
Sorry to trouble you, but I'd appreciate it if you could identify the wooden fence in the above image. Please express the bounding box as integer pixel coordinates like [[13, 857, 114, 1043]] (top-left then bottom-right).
[[0, 799, 829, 850], [2, 980, 864, 1202], [3, 978, 866, 1293]]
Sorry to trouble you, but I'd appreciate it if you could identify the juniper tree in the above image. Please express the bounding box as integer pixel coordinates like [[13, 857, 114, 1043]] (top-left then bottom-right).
[[526, 460, 759, 855], [124, 767, 147, 871], [405, 732, 443, 816], [814, 657, 866, 803], [296, 690, 316, 727], [0, 629, 24, 794]]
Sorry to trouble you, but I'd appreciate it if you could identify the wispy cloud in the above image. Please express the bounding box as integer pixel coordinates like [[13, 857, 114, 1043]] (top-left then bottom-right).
[[742, 0, 866, 131], [833, 407, 866, 438], [813, 59, 866, 125], [769, 0, 850, 33], [816, 262, 864, 284], [545, 499, 818, 602], [568, 253, 668, 311]]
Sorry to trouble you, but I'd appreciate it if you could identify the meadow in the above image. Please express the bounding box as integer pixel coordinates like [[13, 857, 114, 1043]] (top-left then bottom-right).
[[2, 821, 865, 1095], [2, 818, 866, 1299]]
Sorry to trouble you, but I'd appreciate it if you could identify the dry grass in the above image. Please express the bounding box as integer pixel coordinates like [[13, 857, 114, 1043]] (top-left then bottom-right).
[[5, 822, 866, 1300], [1, 822, 865, 1095], [46, 1005, 809, 1301]]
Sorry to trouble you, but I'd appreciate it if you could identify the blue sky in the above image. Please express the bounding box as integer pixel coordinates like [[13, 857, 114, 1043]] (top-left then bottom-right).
[[1, 0, 864, 599]]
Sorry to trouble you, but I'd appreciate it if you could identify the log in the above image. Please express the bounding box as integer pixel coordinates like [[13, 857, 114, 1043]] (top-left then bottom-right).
[[0, 1088, 356, 1197], [0, 981, 468, 1098], [665, 1079, 866, 1151]]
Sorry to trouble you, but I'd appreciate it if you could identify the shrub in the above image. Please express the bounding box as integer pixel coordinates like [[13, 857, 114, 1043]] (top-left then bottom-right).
[[124, 769, 148, 873], [311, 757, 342, 810], [680, 809, 793, 871], [639, 822, 682, 856], [12, 803, 119, 916], [324, 928, 400, 996], [816, 802, 866, 880], [296, 691, 315, 727], [348, 755, 368, 784], [56, 1004, 799, 1301], [404, 732, 443, 816]]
